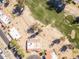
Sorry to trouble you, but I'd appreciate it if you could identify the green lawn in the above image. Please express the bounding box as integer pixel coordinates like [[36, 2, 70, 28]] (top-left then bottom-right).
[[25, 0, 79, 48]]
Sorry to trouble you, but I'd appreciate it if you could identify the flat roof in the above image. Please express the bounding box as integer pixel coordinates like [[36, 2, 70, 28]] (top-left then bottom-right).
[[0, 10, 11, 25], [0, 15, 10, 24], [9, 27, 21, 39]]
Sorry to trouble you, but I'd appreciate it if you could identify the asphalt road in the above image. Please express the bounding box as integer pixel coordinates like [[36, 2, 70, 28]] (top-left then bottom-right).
[[0, 34, 16, 59], [0, 29, 9, 45]]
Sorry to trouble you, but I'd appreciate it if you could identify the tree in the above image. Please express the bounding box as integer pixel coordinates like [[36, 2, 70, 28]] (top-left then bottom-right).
[[66, 0, 72, 4], [62, 57, 67, 59], [72, 48, 79, 57], [12, 0, 25, 16], [47, 0, 65, 13], [9, 40, 17, 47], [4, 0, 9, 7], [9, 40, 25, 57], [9, 40, 20, 49], [65, 15, 75, 24], [72, 17, 79, 24], [16, 0, 25, 7], [60, 36, 66, 41], [17, 49, 25, 57]]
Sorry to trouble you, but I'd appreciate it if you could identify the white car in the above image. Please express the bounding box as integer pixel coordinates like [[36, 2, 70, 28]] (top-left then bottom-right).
[[0, 10, 3, 16], [0, 48, 3, 54], [0, 48, 6, 59]]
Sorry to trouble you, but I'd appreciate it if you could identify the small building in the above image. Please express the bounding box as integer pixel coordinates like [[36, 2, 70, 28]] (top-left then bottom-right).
[[9, 27, 21, 40]]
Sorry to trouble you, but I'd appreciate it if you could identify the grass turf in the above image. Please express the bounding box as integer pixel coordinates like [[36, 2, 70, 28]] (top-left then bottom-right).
[[25, 0, 79, 48]]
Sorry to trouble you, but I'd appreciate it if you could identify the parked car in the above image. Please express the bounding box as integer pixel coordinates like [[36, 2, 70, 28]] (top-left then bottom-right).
[[28, 31, 39, 39], [42, 56, 46, 59], [14, 51, 22, 59], [0, 48, 6, 59], [60, 45, 67, 52], [0, 48, 3, 54]]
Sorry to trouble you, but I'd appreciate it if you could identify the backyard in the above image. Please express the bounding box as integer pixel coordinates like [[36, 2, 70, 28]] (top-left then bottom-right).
[[25, 0, 79, 48]]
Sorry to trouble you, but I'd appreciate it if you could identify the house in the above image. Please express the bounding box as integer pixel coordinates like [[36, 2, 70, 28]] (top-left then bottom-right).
[[0, 15, 11, 25], [9, 27, 21, 40], [0, 10, 11, 25]]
